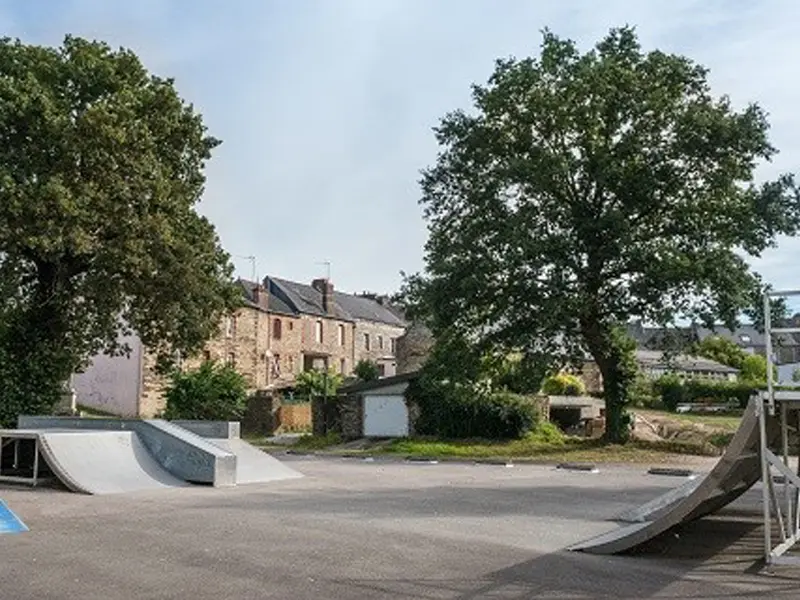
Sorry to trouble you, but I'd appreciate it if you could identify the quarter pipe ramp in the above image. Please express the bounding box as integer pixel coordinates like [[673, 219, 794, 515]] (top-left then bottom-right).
[[570, 397, 781, 554], [1, 430, 188, 495]]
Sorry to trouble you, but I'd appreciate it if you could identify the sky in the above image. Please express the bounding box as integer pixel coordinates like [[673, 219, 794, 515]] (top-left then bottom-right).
[[2, 0, 799, 306]]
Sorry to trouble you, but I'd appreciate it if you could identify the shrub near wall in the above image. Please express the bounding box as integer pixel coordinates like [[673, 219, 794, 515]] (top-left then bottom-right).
[[408, 380, 538, 439], [654, 375, 759, 412]]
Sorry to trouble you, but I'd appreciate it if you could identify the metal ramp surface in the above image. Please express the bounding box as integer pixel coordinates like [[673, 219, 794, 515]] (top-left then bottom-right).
[[0, 429, 188, 495], [570, 397, 780, 554]]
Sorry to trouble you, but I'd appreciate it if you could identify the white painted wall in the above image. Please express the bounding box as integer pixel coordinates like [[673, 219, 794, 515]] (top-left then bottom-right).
[[363, 395, 409, 437], [72, 334, 143, 417]]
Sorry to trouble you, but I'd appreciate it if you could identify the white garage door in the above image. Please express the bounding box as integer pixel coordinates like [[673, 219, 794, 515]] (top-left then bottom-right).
[[363, 395, 409, 437]]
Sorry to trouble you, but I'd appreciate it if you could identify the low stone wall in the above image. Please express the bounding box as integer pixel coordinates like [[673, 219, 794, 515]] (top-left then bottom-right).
[[311, 395, 363, 440]]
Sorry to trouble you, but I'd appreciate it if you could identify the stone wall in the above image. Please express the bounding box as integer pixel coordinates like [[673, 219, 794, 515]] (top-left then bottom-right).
[[311, 394, 363, 439], [353, 320, 405, 376], [299, 315, 355, 375], [266, 313, 304, 387]]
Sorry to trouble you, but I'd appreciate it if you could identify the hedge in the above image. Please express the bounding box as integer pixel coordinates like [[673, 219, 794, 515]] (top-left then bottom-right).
[[654, 376, 758, 412], [409, 381, 539, 439]]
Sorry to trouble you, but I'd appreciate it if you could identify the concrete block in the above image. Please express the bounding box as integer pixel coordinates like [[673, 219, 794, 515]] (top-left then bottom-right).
[[170, 420, 241, 440]]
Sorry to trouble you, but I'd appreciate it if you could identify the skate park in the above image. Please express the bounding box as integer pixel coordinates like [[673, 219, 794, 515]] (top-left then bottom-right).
[[2, 293, 800, 598]]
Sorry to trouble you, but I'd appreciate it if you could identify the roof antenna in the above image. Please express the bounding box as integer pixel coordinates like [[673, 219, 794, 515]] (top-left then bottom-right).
[[236, 255, 256, 282], [317, 261, 331, 281]]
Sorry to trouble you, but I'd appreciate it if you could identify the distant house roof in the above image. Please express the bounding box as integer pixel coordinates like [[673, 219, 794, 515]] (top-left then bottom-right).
[[266, 276, 406, 326], [695, 325, 798, 349], [237, 279, 295, 316], [635, 349, 739, 375], [333, 292, 405, 327]]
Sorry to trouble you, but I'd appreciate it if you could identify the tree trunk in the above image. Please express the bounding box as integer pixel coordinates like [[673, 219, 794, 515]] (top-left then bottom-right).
[[580, 316, 636, 445], [596, 358, 631, 444]]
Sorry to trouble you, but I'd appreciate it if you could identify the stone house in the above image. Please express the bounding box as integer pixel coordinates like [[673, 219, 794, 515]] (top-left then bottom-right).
[[73, 277, 406, 417], [266, 277, 406, 377]]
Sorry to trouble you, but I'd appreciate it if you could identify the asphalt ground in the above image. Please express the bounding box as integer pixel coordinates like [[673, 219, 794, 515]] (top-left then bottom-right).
[[1, 455, 799, 599]]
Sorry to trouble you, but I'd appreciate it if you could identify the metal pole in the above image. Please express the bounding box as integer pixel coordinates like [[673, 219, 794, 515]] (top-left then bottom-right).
[[758, 393, 773, 563], [32, 438, 39, 488], [764, 293, 775, 416]]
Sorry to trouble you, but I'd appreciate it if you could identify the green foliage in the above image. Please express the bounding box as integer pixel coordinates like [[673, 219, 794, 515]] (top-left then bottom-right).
[[0, 35, 238, 420], [408, 379, 539, 440], [540, 373, 586, 396], [738, 353, 778, 383], [793, 368, 800, 383], [692, 336, 748, 370], [654, 375, 757, 412], [628, 373, 660, 408], [353, 359, 381, 382], [525, 421, 566, 445], [163, 361, 248, 421], [294, 368, 342, 398], [403, 26, 800, 445]]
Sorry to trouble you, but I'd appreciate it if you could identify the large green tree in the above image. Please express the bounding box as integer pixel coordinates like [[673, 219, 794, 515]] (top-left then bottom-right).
[[0, 35, 238, 423], [406, 27, 800, 443]]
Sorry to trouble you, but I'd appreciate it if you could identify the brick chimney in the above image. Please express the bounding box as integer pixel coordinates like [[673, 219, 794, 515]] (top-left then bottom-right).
[[312, 278, 334, 314], [251, 283, 268, 309]]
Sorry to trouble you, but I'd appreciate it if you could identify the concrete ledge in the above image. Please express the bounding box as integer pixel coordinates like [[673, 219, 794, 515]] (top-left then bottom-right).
[[169, 420, 241, 440], [17, 416, 236, 487]]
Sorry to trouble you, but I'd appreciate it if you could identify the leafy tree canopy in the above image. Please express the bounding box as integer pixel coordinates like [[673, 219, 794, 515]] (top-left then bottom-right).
[[163, 361, 248, 421], [0, 35, 239, 420], [692, 336, 748, 370], [404, 27, 799, 442]]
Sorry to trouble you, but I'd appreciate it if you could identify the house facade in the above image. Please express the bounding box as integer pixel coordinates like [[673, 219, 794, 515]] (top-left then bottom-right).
[[73, 276, 406, 417]]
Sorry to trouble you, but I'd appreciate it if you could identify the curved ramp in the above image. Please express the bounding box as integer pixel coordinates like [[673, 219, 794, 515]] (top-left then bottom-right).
[[37, 430, 188, 495], [208, 438, 303, 484], [570, 398, 780, 554]]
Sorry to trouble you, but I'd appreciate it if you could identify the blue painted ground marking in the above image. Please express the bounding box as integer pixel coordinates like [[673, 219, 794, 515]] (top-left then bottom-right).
[[0, 499, 28, 534]]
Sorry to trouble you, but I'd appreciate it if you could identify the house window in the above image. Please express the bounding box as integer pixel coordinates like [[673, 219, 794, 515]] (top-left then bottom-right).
[[364, 333, 371, 351], [273, 318, 282, 340], [289, 321, 294, 331], [271, 353, 281, 378], [338, 324, 345, 346], [390, 338, 396, 354], [315, 320, 323, 344], [203, 350, 212, 362], [225, 315, 236, 338], [340, 358, 346, 374], [378, 335, 383, 350], [288, 356, 294, 374], [378, 363, 386, 377], [227, 353, 236, 367]]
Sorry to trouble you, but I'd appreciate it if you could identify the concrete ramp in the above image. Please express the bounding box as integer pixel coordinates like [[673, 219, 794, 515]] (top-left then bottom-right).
[[571, 398, 780, 554], [208, 438, 302, 484], [5, 430, 187, 495]]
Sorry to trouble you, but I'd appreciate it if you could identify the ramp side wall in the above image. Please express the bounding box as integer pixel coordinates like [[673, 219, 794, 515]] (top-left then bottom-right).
[[169, 421, 241, 439]]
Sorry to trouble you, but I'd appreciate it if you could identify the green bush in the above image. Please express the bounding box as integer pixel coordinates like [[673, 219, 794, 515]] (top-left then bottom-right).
[[353, 359, 380, 382], [163, 361, 248, 421], [628, 373, 660, 408], [654, 375, 759, 412], [408, 381, 538, 440], [540, 373, 585, 396]]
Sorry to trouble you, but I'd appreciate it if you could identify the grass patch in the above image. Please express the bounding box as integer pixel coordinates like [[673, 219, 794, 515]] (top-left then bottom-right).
[[293, 432, 343, 450], [637, 408, 742, 432]]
